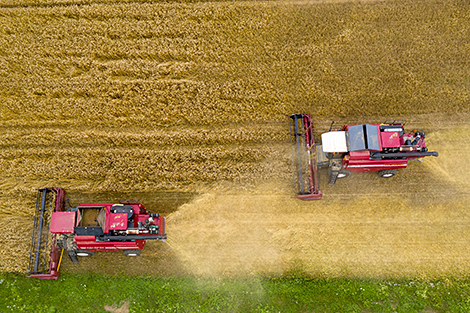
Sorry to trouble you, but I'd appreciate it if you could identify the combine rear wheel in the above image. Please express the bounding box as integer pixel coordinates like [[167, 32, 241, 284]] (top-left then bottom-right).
[[378, 169, 397, 178], [124, 250, 142, 257]]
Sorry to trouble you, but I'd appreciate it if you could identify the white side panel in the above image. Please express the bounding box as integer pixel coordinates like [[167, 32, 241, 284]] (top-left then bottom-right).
[[321, 131, 348, 153]]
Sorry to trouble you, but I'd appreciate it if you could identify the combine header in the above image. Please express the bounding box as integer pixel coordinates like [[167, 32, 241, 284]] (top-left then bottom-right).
[[289, 113, 438, 200], [28, 188, 65, 280], [28, 188, 166, 280], [289, 114, 322, 200]]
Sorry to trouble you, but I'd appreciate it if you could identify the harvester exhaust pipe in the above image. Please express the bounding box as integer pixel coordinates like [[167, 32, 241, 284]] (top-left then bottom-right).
[[328, 121, 335, 132]]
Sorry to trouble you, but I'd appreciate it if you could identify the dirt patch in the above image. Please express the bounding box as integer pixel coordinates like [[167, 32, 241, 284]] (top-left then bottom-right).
[[104, 300, 129, 313]]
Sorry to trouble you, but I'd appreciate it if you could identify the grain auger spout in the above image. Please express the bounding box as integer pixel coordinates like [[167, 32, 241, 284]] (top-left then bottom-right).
[[289, 114, 322, 200]]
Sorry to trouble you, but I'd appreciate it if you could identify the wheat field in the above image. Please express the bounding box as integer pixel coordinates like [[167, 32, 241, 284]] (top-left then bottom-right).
[[1, 0, 469, 277]]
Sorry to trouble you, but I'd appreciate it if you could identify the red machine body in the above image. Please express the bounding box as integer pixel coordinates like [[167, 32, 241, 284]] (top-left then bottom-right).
[[29, 188, 166, 280], [289, 114, 438, 200], [51, 201, 165, 253], [336, 123, 429, 173]]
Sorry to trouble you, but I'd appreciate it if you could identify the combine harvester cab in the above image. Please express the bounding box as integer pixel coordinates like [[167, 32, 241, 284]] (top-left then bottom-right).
[[29, 188, 166, 279], [289, 114, 438, 200]]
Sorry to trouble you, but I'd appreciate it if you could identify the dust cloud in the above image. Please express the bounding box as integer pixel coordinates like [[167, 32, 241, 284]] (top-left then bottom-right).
[[166, 186, 470, 279], [166, 191, 284, 277]]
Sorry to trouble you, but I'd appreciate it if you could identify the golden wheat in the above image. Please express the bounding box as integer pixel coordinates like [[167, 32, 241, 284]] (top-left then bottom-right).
[[1, 0, 469, 275], [1, 1, 468, 127]]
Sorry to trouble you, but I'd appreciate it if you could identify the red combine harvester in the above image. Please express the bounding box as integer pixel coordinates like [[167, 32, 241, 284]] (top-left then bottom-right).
[[28, 187, 166, 280], [289, 113, 438, 200]]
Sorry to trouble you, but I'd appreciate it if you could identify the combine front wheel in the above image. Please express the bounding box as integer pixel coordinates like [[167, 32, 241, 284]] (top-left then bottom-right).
[[328, 168, 351, 184], [378, 169, 396, 178]]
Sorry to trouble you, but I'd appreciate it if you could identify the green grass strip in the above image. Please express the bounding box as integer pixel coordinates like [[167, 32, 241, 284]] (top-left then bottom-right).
[[1, 272, 470, 312]]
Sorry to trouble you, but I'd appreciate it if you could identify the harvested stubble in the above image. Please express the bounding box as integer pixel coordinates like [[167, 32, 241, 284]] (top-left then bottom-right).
[[1, 0, 470, 277], [166, 119, 470, 278], [167, 191, 470, 279]]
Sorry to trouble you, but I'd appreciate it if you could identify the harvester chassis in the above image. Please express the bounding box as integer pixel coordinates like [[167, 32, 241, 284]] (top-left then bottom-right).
[[289, 113, 438, 200], [28, 187, 167, 279]]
